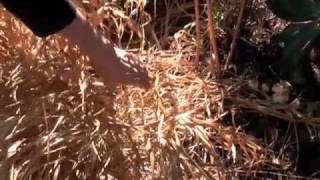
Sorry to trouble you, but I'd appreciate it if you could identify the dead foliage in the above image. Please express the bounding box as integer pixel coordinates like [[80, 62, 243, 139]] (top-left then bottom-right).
[[0, 0, 318, 179]]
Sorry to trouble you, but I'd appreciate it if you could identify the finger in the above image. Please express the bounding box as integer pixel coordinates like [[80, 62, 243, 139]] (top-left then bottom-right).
[[131, 75, 151, 89], [124, 72, 151, 89]]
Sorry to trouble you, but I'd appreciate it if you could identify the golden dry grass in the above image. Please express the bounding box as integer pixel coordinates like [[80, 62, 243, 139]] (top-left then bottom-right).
[[0, 0, 318, 179]]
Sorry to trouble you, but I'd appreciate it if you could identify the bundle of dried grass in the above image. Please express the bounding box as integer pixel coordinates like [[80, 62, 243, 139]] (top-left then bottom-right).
[[0, 0, 313, 179]]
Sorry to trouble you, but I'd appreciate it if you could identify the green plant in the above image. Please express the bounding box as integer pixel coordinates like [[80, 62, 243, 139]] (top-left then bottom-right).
[[267, 0, 320, 84]]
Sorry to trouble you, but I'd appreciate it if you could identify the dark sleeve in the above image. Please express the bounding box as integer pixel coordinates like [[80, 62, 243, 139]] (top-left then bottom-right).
[[1, 0, 76, 37]]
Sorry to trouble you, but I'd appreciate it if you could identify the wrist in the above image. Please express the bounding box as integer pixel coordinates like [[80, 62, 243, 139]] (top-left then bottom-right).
[[58, 15, 116, 57]]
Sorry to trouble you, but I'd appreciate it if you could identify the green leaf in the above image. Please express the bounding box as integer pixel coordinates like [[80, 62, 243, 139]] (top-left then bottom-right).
[[267, 0, 320, 21], [280, 22, 320, 64], [278, 22, 320, 83]]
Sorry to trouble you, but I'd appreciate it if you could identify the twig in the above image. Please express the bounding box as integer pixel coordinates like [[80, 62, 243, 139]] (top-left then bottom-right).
[[42, 97, 50, 162], [206, 0, 220, 75], [194, 0, 201, 67], [293, 123, 300, 171], [224, 0, 246, 71]]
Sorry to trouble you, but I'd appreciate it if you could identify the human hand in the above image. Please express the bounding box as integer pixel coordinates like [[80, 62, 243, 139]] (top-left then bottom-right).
[[92, 47, 150, 89], [58, 16, 150, 89]]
